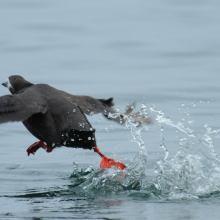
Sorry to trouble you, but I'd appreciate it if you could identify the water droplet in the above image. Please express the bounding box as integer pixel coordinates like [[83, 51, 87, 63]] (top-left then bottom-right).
[[88, 137, 91, 140], [181, 103, 185, 107], [105, 127, 109, 131], [89, 111, 94, 116], [71, 139, 74, 141], [73, 109, 76, 112]]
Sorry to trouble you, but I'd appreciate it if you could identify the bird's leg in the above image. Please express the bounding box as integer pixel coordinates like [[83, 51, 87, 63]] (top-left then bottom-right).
[[27, 141, 53, 156], [93, 146, 126, 170]]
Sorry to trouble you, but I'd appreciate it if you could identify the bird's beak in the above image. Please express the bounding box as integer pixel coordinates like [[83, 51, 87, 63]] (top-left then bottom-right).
[[2, 82, 7, 87]]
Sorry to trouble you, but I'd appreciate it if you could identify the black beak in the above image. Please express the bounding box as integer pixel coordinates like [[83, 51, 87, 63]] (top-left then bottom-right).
[[2, 82, 7, 87]]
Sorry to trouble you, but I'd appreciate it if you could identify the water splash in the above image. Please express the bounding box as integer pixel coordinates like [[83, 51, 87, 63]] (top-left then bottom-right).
[[69, 104, 220, 201], [109, 104, 149, 177], [69, 104, 150, 195], [151, 107, 220, 200]]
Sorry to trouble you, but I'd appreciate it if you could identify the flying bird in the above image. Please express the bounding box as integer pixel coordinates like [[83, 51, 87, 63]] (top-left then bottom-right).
[[0, 75, 151, 170]]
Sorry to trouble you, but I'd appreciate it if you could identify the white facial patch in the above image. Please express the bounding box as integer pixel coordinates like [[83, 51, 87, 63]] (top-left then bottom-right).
[[7, 78, 13, 90]]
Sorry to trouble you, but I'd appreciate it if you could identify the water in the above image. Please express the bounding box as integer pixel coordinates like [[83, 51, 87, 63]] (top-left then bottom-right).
[[1, 0, 220, 219]]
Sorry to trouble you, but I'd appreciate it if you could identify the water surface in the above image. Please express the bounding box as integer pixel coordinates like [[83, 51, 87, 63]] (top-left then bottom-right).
[[1, 1, 220, 219]]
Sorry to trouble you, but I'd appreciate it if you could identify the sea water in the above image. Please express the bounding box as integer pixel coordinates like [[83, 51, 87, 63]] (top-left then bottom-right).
[[1, 0, 220, 219]]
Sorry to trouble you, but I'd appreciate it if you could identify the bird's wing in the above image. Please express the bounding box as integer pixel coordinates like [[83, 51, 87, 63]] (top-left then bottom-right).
[[71, 95, 114, 115], [57, 91, 114, 115], [0, 90, 47, 123], [65, 93, 152, 125]]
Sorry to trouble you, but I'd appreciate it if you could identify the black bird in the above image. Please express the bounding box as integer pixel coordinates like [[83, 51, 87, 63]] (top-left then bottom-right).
[[0, 75, 151, 169]]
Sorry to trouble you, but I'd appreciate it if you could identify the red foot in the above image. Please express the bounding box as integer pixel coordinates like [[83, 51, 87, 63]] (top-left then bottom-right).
[[94, 146, 126, 170], [26, 141, 53, 156]]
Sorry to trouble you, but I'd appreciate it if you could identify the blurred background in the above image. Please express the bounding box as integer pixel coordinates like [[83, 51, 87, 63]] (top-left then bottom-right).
[[1, 1, 219, 101], [1, 0, 220, 155], [1, 1, 220, 219]]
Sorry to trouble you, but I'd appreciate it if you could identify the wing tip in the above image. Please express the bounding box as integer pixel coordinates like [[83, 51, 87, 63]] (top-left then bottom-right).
[[98, 97, 114, 107]]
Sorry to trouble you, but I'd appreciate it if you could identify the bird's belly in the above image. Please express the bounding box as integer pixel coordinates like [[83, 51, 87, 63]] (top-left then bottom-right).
[[22, 113, 61, 147], [61, 129, 96, 150], [23, 113, 97, 150]]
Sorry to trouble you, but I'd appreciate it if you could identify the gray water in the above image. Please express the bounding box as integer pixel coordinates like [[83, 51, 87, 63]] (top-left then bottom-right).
[[1, 1, 220, 219]]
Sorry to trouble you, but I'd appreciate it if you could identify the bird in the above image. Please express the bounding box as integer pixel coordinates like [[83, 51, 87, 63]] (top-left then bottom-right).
[[0, 75, 151, 170]]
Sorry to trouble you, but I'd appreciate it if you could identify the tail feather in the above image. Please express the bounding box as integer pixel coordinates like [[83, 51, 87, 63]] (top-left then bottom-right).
[[98, 97, 114, 107]]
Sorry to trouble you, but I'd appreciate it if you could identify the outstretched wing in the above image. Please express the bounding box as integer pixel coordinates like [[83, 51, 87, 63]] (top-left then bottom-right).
[[0, 89, 47, 123], [58, 91, 114, 115], [61, 92, 152, 125]]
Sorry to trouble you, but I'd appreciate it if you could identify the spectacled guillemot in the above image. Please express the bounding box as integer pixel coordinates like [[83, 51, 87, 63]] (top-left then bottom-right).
[[1, 75, 151, 170]]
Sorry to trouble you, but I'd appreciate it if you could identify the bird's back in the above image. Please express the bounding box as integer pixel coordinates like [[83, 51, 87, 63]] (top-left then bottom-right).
[[23, 84, 93, 147]]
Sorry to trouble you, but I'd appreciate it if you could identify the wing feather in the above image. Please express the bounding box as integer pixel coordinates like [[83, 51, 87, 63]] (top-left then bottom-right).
[[63, 93, 152, 125], [0, 90, 47, 123]]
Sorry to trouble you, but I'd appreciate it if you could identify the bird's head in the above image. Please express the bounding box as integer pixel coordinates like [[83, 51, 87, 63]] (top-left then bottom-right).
[[2, 75, 33, 94]]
